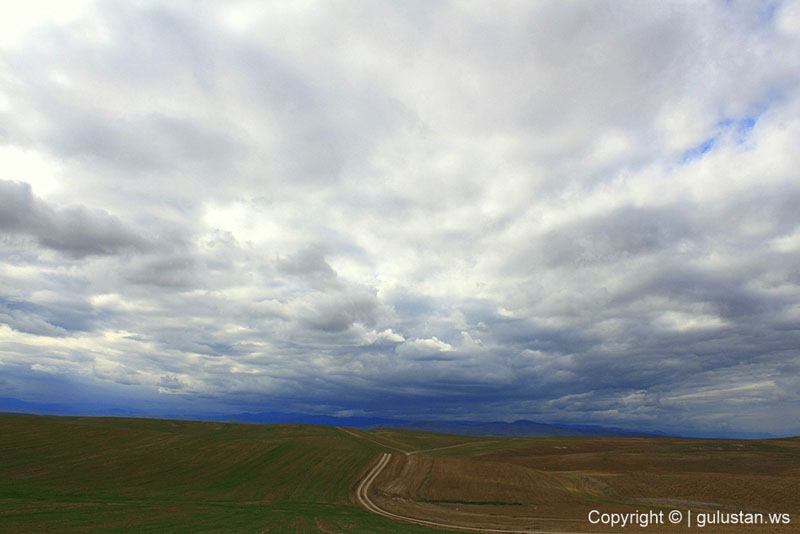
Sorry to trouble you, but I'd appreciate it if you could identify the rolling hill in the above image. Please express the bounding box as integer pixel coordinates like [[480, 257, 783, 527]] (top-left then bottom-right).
[[2, 414, 798, 533], [0, 414, 447, 534]]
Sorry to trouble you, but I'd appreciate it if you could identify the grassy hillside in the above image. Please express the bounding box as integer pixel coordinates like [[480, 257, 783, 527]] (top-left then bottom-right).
[[0, 414, 449, 534], [4, 414, 798, 533]]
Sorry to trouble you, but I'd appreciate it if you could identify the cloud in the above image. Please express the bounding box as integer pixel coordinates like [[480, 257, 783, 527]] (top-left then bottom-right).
[[0, 308, 69, 337], [0, 180, 147, 257], [277, 245, 340, 290], [44, 112, 243, 174], [123, 252, 200, 289], [395, 336, 454, 360], [295, 285, 382, 333], [0, 0, 798, 437]]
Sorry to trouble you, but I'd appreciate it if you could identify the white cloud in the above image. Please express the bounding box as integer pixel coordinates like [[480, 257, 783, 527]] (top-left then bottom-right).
[[0, 0, 94, 48], [395, 337, 454, 360], [0, 0, 799, 436]]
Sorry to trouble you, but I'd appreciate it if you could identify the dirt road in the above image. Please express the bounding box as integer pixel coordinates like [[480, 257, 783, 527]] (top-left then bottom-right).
[[353, 452, 599, 534], [337, 426, 410, 454]]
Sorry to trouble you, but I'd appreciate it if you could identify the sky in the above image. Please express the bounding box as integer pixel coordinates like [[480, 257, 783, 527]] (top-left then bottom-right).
[[1, 0, 799, 438]]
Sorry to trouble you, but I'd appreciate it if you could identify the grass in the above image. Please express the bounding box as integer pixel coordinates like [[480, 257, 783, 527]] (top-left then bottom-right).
[[3, 415, 798, 533], [0, 414, 451, 533], [369, 428, 495, 452]]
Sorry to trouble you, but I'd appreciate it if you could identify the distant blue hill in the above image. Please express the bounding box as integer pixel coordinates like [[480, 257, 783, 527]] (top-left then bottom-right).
[[0, 396, 781, 438], [0, 398, 659, 436], [0, 397, 73, 415], [220, 411, 401, 428], [220, 411, 667, 437]]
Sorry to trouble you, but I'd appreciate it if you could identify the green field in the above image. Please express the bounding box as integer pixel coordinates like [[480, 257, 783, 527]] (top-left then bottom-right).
[[0, 414, 450, 533], [4, 414, 798, 533]]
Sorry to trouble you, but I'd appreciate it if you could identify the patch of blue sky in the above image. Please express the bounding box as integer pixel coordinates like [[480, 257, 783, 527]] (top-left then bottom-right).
[[679, 137, 715, 164], [723, 0, 779, 30], [717, 116, 756, 132], [732, 116, 756, 143], [719, 116, 757, 142], [679, 116, 757, 164]]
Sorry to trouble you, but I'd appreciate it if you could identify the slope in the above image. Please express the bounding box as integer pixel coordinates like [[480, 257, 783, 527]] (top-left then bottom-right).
[[0, 414, 450, 534]]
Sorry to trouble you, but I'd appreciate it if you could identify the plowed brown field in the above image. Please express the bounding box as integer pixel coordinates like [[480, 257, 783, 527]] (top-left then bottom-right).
[[357, 434, 800, 533]]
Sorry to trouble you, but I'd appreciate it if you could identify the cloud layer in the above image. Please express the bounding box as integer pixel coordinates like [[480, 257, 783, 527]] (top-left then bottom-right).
[[1, 0, 799, 437]]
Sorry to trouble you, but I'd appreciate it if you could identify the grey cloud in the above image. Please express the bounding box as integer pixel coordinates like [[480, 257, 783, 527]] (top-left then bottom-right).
[[633, 267, 771, 321], [0, 295, 99, 337], [232, 41, 412, 183], [93, 363, 141, 386], [100, 2, 217, 87], [297, 285, 381, 333], [0, 1, 799, 437], [523, 205, 696, 271], [0, 309, 69, 337], [124, 252, 200, 290], [276, 246, 340, 290], [1, 4, 241, 190], [44, 112, 243, 173], [0, 180, 147, 257]]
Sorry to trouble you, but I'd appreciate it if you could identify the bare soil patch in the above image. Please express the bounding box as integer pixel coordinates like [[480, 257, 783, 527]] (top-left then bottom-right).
[[359, 435, 800, 533]]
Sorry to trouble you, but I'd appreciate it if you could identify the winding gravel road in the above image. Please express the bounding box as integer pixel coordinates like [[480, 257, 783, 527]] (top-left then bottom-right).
[[353, 451, 600, 534]]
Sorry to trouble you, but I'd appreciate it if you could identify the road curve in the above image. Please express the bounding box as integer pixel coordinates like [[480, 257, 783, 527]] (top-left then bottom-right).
[[354, 452, 598, 534]]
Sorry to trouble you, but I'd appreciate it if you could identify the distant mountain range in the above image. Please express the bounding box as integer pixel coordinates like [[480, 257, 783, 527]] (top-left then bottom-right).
[[0, 396, 779, 439], [220, 411, 668, 437]]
